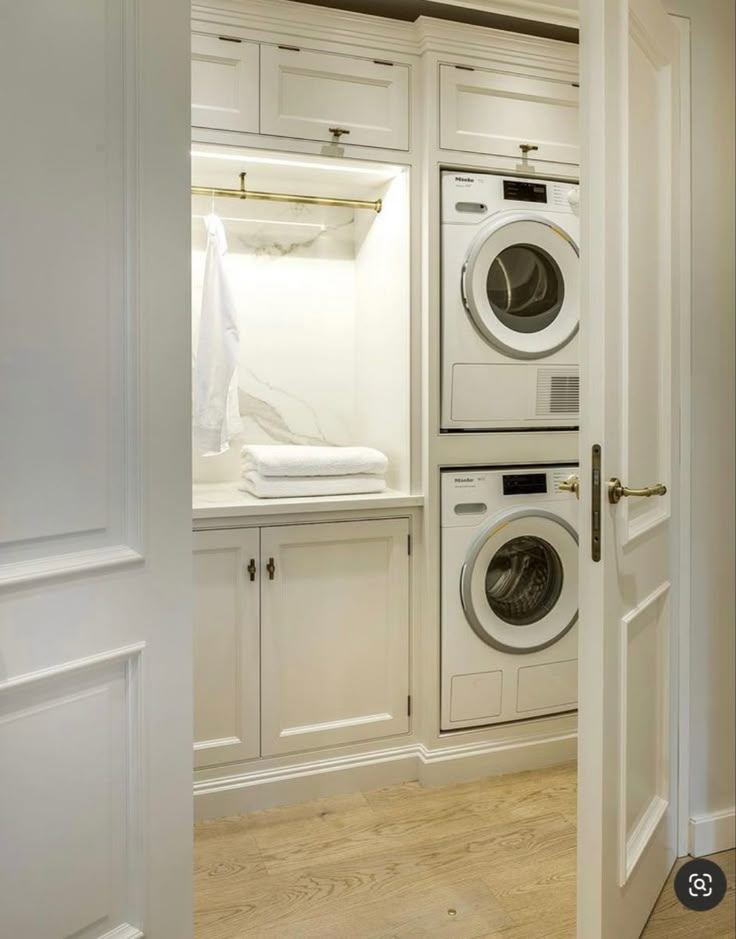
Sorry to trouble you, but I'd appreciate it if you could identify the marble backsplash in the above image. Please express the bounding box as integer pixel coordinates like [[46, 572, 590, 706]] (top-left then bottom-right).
[[192, 207, 360, 482]]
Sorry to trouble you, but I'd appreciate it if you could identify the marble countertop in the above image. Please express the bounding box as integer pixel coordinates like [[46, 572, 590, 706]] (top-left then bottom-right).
[[192, 482, 424, 521]]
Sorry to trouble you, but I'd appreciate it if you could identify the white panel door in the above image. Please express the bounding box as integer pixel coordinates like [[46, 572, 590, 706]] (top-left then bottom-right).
[[577, 1, 684, 937], [439, 64, 579, 165], [261, 519, 410, 755], [192, 33, 259, 133], [193, 529, 260, 767], [260, 45, 410, 150], [0, 0, 192, 936]]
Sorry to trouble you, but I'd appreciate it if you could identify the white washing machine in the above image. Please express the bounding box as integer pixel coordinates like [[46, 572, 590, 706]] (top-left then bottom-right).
[[441, 171, 581, 431], [441, 466, 578, 730]]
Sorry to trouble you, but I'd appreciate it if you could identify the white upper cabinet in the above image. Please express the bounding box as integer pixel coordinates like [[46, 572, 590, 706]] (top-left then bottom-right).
[[191, 33, 259, 133], [260, 519, 411, 756], [260, 45, 410, 150], [193, 529, 261, 768], [439, 65, 579, 165]]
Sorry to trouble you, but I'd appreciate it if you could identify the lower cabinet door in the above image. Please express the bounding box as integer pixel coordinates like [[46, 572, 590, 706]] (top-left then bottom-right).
[[193, 529, 260, 768], [260, 518, 410, 756]]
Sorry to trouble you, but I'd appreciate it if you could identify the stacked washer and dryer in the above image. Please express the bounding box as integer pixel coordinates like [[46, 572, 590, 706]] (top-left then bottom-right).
[[440, 171, 581, 731]]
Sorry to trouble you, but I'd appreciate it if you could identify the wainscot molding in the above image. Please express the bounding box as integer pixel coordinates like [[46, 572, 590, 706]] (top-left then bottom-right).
[[193, 727, 577, 819], [0, 0, 143, 588], [0, 643, 145, 936], [688, 808, 736, 858], [0, 544, 144, 590]]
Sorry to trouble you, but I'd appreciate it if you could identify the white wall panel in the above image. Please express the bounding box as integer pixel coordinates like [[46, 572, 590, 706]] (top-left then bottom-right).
[[0, 648, 142, 939], [0, 0, 141, 583]]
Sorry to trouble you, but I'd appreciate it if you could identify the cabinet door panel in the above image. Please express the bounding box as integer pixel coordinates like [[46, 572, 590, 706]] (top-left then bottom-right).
[[260, 45, 409, 150], [193, 529, 260, 767], [192, 34, 259, 132], [261, 519, 410, 755], [440, 65, 579, 165]]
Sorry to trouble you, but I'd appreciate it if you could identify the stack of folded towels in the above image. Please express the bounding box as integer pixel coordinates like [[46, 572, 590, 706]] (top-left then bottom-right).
[[239, 445, 389, 499]]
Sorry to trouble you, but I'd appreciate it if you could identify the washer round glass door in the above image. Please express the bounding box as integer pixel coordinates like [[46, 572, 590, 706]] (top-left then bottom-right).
[[461, 212, 580, 359], [460, 509, 578, 653]]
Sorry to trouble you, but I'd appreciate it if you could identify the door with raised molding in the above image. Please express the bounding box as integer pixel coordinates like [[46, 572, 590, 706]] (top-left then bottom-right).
[[576, 1, 684, 936], [0, 1, 192, 937], [260, 519, 410, 756]]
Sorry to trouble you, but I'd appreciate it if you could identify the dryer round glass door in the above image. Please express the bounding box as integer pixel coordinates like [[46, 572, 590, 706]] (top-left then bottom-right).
[[460, 509, 578, 653], [461, 213, 579, 359]]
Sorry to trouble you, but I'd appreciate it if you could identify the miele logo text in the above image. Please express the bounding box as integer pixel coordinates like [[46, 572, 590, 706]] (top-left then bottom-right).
[[454, 477, 475, 483], [455, 177, 474, 183]]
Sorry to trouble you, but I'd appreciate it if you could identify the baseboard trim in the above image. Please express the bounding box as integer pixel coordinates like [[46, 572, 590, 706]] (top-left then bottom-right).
[[194, 728, 577, 819], [688, 808, 736, 857]]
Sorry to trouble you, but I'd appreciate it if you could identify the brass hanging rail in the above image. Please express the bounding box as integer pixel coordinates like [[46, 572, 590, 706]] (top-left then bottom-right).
[[191, 171, 382, 213]]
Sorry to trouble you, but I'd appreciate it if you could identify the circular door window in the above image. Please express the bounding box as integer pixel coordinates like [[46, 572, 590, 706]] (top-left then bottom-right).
[[460, 509, 578, 654], [462, 213, 579, 359]]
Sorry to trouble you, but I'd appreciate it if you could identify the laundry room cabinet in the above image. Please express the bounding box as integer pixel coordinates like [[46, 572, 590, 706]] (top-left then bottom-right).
[[260, 46, 410, 150], [193, 517, 411, 768], [193, 528, 261, 768], [191, 33, 260, 133], [190, 33, 410, 149], [439, 65, 579, 165]]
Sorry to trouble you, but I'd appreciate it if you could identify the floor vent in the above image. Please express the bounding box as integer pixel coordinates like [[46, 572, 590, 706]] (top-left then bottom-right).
[[536, 368, 580, 416]]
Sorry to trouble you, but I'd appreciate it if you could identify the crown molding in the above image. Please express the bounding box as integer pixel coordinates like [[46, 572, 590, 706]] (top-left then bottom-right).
[[422, 0, 578, 29], [414, 14, 578, 78], [192, 0, 420, 57], [192, 0, 579, 77]]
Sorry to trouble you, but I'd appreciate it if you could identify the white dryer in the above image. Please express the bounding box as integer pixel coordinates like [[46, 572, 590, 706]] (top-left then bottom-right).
[[441, 171, 580, 431], [441, 466, 578, 730]]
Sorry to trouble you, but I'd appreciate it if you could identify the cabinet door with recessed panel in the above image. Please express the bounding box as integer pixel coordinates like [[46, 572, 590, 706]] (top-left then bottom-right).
[[193, 528, 260, 767], [191, 33, 259, 133], [260, 518, 410, 755], [260, 45, 409, 150], [440, 64, 579, 165]]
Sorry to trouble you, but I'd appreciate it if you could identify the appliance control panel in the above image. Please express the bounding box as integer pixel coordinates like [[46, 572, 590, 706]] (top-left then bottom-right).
[[441, 170, 579, 223], [441, 466, 578, 526]]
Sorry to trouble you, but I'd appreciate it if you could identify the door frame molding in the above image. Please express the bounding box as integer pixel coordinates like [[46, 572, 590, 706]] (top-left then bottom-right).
[[672, 12, 692, 860]]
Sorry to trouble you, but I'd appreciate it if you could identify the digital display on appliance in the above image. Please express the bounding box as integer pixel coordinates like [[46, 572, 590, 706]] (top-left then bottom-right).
[[503, 180, 548, 203], [502, 473, 548, 495]]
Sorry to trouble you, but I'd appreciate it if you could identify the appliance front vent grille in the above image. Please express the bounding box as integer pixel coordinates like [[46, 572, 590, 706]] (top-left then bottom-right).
[[536, 369, 580, 416]]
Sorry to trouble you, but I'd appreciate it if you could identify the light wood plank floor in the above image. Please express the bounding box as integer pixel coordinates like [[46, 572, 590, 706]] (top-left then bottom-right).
[[195, 763, 735, 938]]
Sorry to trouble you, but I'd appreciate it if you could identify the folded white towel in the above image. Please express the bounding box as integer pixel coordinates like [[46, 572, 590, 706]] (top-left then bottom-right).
[[239, 471, 387, 499], [240, 445, 388, 479]]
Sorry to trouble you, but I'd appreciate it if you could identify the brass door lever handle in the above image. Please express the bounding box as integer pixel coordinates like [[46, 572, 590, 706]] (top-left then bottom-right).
[[607, 478, 667, 505], [559, 474, 580, 499]]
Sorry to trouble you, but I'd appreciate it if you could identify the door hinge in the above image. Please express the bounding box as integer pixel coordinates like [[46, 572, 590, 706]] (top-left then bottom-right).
[[407, 695, 412, 717], [407, 534, 412, 555], [591, 444, 602, 562]]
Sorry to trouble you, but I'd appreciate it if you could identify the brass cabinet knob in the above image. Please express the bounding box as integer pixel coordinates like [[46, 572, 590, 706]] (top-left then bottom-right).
[[559, 474, 580, 499], [520, 143, 539, 155], [607, 478, 667, 505], [329, 126, 351, 140]]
